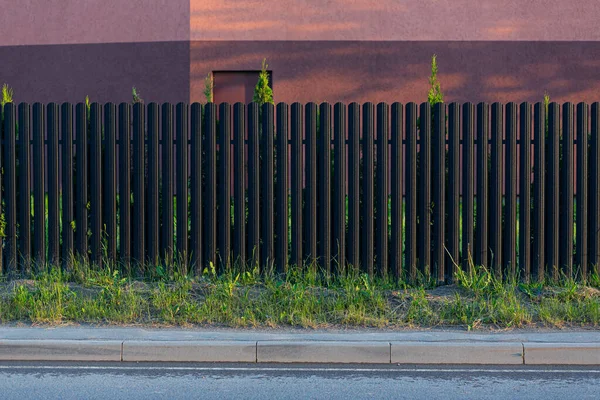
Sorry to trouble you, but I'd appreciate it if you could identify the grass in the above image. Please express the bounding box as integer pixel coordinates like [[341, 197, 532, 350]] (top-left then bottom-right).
[[0, 258, 598, 329]]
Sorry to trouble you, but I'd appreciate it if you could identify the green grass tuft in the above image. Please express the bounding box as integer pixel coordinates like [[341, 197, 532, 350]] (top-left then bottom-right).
[[0, 257, 598, 329]]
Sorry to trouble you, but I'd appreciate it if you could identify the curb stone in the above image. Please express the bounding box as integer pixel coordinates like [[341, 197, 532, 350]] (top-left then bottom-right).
[[523, 343, 600, 365], [0, 340, 122, 361], [0, 339, 598, 364], [257, 341, 391, 364], [122, 340, 257, 362], [391, 341, 524, 364]]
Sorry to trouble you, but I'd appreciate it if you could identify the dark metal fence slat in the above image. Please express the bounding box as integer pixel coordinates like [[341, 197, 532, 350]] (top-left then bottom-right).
[[532, 103, 545, 281], [432, 103, 446, 283], [104, 103, 117, 263], [233, 102, 245, 269], [47, 103, 60, 266], [147, 103, 160, 266], [247, 103, 260, 269], [61, 103, 74, 270], [560, 103, 575, 278], [590, 103, 600, 276], [462, 103, 475, 275], [276, 103, 289, 273], [118, 103, 131, 269], [576, 103, 589, 279], [475, 103, 489, 268], [362, 102, 375, 277], [218, 103, 231, 272], [376, 103, 388, 277], [205, 103, 217, 269], [490, 102, 503, 278], [347, 103, 360, 271], [333, 102, 346, 274], [505, 102, 518, 276], [261, 103, 275, 271], [519, 102, 532, 281], [32, 103, 45, 267], [419, 102, 432, 276], [161, 103, 174, 265], [89, 103, 102, 268], [547, 103, 560, 280], [290, 103, 303, 268], [391, 102, 403, 280], [132, 103, 145, 273], [176, 102, 189, 272], [448, 103, 460, 281], [405, 103, 418, 281], [190, 102, 203, 274], [4, 104, 17, 272], [233, 103, 246, 268], [319, 103, 332, 276], [305, 103, 318, 270]]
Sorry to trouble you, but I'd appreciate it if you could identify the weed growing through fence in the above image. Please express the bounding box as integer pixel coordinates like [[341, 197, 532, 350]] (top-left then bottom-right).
[[0, 83, 16, 133], [415, 54, 445, 127], [0, 258, 598, 329], [427, 54, 444, 106], [132, 87, 143, 104], [203, 73, 214, 103], [544, 90, 550, 136], [253, 58, 274, 107], [1, 83, 14, 107], [0, 84, 15, 239]]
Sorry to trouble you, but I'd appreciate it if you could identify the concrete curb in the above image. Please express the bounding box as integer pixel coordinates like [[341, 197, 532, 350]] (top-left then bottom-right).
[[391, 342, 524, 365], [123, 341, 257, 363], [0, 340, 598, 364], [0, 340, 122, 361], [258, 341, 391, 364], [523, 343, 600, 365]]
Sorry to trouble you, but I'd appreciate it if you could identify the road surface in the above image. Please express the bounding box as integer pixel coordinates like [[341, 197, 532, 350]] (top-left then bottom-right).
[[0, 362, 598, 399]]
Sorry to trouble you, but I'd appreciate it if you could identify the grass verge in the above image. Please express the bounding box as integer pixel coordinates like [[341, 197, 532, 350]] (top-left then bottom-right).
[[0, 260, 598, 330]]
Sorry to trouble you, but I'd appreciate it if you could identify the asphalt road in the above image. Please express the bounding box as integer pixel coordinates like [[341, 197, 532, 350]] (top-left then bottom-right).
[[0, 362, 599, 400]]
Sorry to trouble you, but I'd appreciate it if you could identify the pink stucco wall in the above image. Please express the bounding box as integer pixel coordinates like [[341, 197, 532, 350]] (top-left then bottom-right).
[[4, 0, 599, 45], [1, 1, 599, 104], [0, 0, 190, 104], [189, 0, 600, 104], [0, 0, 189, 45], [191, 0, 600, 41]]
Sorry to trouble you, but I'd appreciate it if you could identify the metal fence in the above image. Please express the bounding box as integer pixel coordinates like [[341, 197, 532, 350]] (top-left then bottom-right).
[[0, 101, 599, 283]]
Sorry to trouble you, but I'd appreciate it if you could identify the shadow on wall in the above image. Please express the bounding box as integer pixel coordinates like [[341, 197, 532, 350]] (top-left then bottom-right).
[[0, 41, 190, 104], [190, 41, 600, 104], [0, 40, 598, 105]]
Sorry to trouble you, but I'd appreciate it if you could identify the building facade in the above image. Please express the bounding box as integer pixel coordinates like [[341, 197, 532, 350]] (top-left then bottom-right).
[[1, 0, 599, 105]]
